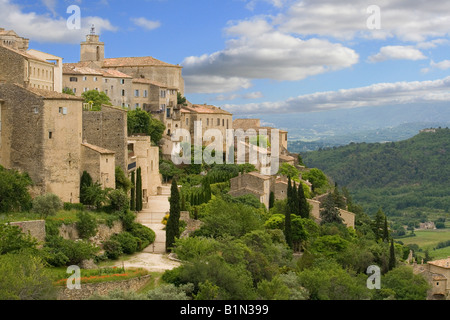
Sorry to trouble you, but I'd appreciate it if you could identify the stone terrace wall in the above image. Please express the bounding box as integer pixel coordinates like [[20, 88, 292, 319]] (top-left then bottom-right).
[[57, 275, 152, 300], [9, 220, 46, 244]]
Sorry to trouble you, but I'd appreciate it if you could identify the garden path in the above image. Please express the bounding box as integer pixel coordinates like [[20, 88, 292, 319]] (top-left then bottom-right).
[[112, 185, 181, 272]]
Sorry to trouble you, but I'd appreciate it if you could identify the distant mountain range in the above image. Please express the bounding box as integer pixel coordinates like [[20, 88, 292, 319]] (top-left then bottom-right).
[[250, 104, 450, 152], [300, 128, 450, 217]]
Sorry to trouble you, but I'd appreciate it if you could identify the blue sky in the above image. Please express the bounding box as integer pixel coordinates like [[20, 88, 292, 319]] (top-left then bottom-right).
[[2, 0, 450, 117]]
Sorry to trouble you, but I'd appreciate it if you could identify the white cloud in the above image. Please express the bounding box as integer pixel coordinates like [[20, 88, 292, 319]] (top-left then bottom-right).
[[131, 17, 161, 31], [422, 60, 450, 73], [368, 46, 427, 62], [214, 91, 264, 101], [277, 0, 450, 42], [183, 18, 358, 94], [184, 75, 252, 94], [222, 77, 450, 114], [0, 0, 117, 44]]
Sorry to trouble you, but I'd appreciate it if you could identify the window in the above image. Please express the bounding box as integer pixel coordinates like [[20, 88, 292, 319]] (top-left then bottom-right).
[[83, 76, 87, 81], [48, 131, 53, 139], [84, 88, 88, 92], [135, 90, 140, 97], [93, 77, 98, 82], [122, 89, 126, 96], [105, 79, 108, 83], [222, 119, 225, 126], [166, 107, 171, 118], [135, 103, 140, 109], [120, 79, 125, 85], [69, 77, 78, 82], [59, 107, 67, 115], [73, 88, 77, 94], [160, 90, 166, 98], [207, 118, 209, 126], [144, 90, 148, 98], [217, 118, 220, 126], [105, 89, 108, 95], [33, 106, 39, 114], [186, 118, 189, 126]]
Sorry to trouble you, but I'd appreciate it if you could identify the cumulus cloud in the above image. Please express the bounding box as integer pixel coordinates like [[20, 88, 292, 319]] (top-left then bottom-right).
[[222, 77, 450, 114], [214, 91, 264, 101], [0, 0, 117, 44], [368, 46, 427, 62], [182, 18, 358, 94], [277, 0, 450, 42], [131, 17, 161, 31]]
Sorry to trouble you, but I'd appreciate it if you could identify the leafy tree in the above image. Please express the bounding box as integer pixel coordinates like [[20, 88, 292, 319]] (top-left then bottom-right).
[[82, 89, 112, 110], [166, 179, 181, 252], [127, 108, 165, 144], [80, 171, 93, 204], [278, 163, 300, 182], [76, 211, 98, 240], [0, 252, 57, 300], [108, 189, 130, 213], [32, 193, 62, 218], [0, 166, 32, 213], [82, 182, 107, 209], [62, 87, 75, 96], [147, 283, 193, 300], [373, 208, 386, 241], [177, 92, 187, 106], [0, 224, 38, 255], [302, 168, 329, 193], [115, 166, 132, 192], [380, 266, 430, 300], [319, 193, 343, 225]]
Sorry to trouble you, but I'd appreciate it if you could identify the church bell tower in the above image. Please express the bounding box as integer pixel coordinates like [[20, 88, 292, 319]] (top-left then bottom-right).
[[80, 25, 105, 67]]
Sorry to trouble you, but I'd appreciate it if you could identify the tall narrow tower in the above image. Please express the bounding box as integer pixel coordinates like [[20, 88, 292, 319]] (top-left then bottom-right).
[[80, 25, 104, 67]]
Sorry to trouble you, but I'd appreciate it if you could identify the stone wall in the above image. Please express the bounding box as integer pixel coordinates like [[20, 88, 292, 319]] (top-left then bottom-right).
[[57, 274, 152, 300], [82, 105, 128, 172], [0, 45, 26, 86], [59, 220, 123, 246], [9, 220, 46, 245]]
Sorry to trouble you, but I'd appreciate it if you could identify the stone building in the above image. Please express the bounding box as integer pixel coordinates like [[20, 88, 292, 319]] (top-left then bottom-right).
[[414, 257, 450, 300], [0, 83, 84, 203], [233, 118, 289, 156], [0, 44, 58, 91], [82, 105, 129, 173], [128, 135, 162, 202], [80, 142, 116, 190], [0, 28, 29, 51], [229, 171, 355, 228]]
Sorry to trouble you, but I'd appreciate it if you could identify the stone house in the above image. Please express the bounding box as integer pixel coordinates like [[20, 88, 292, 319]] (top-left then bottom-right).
[[0, 83, 84, 203], [80, 142, 116, 190], [414, 257, 450, 300], [229, 171, 355, 228]]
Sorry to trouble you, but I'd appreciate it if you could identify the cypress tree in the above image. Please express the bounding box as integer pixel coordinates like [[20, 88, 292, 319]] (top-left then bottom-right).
[[285, 177, 293, 249], [389, 239, 396, 270], [269, 191, 275, 209], [383, 216, 389, 242], [298, 182, 309, 219], [130, 170, 136, 211], [136, 167, 143, 212], [166, 179, 180, 252], [80, 171, 93, 204]]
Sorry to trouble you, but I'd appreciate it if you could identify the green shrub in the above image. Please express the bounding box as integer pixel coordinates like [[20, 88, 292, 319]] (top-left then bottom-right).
[[0, 252, 57, 300], [0, 224, 38, 255], [111, 232, 139, 255], [129, 223, 156, 251], [32, 193, 63, 218], [0, 165, 33, 213], [63, 202, 85, 211], [108, 189, 130, 213], [76, 212, 98, 240], [102, 239, 123, 260], [43, 236, 99, 266]]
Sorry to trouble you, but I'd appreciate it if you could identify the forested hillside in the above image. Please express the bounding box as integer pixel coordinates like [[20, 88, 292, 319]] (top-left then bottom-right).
[[301, 128, 450, 217]]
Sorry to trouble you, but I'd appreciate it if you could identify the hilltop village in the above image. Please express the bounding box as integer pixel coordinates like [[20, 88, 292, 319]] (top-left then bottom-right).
[[2, 26, 449, 302], [0, 26, 352, 225]]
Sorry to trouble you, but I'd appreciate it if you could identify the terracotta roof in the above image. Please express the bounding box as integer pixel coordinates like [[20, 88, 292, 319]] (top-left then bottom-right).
[[82, 142, 115, 154], [100, 69, 132, 79], [26, 87, 84, 100], [0, 45, 49, 64], [182, 104, 232, 115], [428, 258, 450, 268], [103, 56, 181, 68], [132, 78, 167, 87], [63, 64, 103, 76]]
